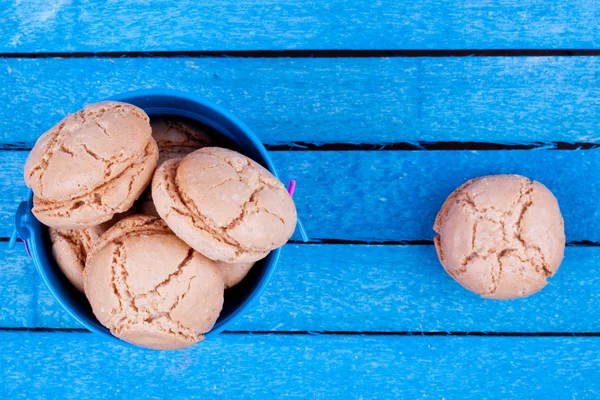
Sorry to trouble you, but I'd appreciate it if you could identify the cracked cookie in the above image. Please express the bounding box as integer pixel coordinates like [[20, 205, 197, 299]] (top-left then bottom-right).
[[24, 102, 158, 229], [84, 215, 224, 350], [216, 261, 255, 288], [50, 226, 104, 292], [140, 117, 214, 216], [152, 117, 214, 165], [49, 210, 134, 292], [434, 174, 565, 300], [152, 147, 297, 263]]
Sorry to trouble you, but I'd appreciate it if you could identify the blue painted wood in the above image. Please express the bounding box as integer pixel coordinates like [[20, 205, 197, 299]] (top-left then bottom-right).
[[3, 0, 599, 391], [2, 1, 600, 52], [2, 57, 600, 146], [4, 242, 600, 332], [1, 150, 600, 241], [0, 332, 597, 398]]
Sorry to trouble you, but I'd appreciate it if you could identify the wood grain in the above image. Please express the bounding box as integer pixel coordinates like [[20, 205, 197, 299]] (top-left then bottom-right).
[[1, 332, 598, 398], [2, 1, 600, 52], [2, 57, 600, 146], [4, 242, 600, 332], [2, 150, 600, 241]]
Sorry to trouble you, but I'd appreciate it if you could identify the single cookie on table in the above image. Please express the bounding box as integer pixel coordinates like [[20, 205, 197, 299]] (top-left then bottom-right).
[[433, 174, 565, 300], [216, 261, 255, 288], [49, 211, 134, 292], [152, 147, 297, 263], [24, 102, 158, 229], [84, 215, 224, 350], [139, 117, 214, 216]]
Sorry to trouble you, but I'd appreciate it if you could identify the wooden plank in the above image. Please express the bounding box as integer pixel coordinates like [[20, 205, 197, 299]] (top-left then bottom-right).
[[5, 243, 600, 332], [2, 1, 600, 52], [2, 57, 600, 146], [1, 332, 598, 398], [2, 149, 600, 241]]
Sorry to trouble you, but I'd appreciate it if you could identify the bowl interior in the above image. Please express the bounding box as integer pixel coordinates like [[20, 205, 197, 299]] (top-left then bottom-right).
[[26, 91, 280, 345]]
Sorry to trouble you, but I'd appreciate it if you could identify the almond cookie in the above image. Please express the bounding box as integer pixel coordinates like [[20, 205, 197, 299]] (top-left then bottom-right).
[[434, 174, 565, 300], [49, 226, 103, 292], [84, 215, 224, 350], [216, 261, 255, 288], [152, 147, 297, 263], [152, 117, 213, 165], [24, 102, 158, 229], [140, 117, 213, 216], [49, 211, 133, 292]]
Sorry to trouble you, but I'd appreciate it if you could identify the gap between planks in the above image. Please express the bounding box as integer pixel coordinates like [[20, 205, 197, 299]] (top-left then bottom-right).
[[3, 50, 600, 59], [4, 237, 600, 246], [2, 328, 600, 337], [3, 142, 600, 152]]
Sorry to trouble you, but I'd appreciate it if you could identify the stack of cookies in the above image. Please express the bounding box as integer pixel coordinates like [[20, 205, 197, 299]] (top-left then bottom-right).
[[24, 102, 297, 349]]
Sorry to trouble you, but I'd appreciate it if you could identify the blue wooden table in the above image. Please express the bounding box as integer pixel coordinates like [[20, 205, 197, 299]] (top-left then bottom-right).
[[2, 1, 600, 398]]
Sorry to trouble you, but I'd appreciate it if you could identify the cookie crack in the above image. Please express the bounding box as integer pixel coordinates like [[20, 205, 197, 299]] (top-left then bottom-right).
[[259, 206, 286, 227], [457, 249, 498, 277], [513, 183, 550, 278], [531, 244, 553, 277], [169, 174, 244, 248], [207, 177, 237, 191], [458, 197, 502, 224], [168, 276, 197, 318], [94, 121, 113, 139], [107, 241, 139, 325], [488, 251, 505, 295], [82, 144, 118, 178], [59, 144, 75, 157], [223, 186, 265, 230], [90, 230, 168, 263], [53, 230, 87, 264], [137, 249, 195, 298], [471, 220, 477, 251], [27, 122, 66, 196], [462, 192, 507, 219], [109, 244, 124, 313], [205, 148, 283, 191], [140, 315, 203, 342]]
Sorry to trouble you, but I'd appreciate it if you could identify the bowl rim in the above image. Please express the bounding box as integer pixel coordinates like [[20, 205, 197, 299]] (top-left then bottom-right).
[[15, 89, 282, 348]]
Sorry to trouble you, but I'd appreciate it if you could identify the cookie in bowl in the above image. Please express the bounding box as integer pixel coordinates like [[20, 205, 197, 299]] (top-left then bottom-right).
[[24, 102, 158, 229]]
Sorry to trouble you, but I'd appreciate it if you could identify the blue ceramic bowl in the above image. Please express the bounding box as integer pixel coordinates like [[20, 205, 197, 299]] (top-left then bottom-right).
[[14, 89, 281, 347]]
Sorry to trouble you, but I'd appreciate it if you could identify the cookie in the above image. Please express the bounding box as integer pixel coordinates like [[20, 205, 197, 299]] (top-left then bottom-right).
[[83, 215, 224, 350], [152, 117, 213, 165], [49, 226, 103, 292], [140, 117, 214, 216], [24, 102, 158, 229], [216, 261, 255, 288], [49, 210, 134, 291], [152, 147, 297, 263], [433, 175, 565, 299]]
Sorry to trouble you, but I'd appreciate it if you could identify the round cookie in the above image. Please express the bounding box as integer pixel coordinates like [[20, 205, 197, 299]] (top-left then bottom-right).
[[152, 117, 213, 165], [152, 147, 297, 263], [433, 174, 565, 300], [84, 215, 224, 350], [216, 261, 255, 288], [49, 226, 103, 292], [139, 195, 160, 217], [24, 102, 158, 229], [49, 210, 134, 292], [140, 117, 214, 216]]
